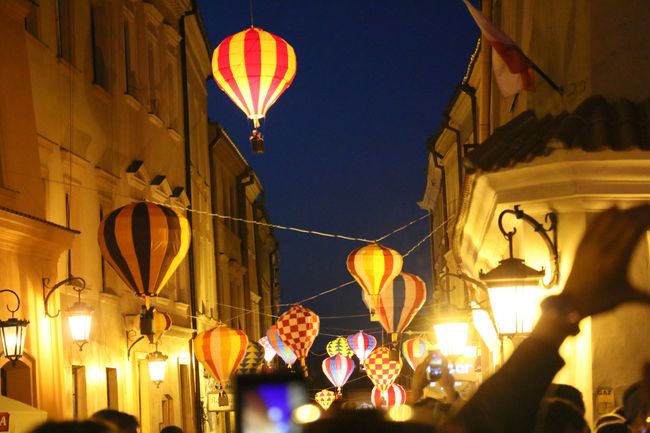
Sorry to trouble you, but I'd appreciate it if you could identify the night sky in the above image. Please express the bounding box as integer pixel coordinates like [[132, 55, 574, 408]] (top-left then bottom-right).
[[197, 1, 478, 347]]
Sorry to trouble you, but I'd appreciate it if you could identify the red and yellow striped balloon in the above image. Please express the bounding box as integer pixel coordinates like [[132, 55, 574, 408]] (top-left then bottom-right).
[[151, 309, 172, 344], [194, 326, 248, 387], [98, 202, 190, 306], [212, 27, 297, 129], [347, 244, 403, 312], [401, 336, 433, 371], [371, 384, 407, 409], [376, 273, 427, 340]]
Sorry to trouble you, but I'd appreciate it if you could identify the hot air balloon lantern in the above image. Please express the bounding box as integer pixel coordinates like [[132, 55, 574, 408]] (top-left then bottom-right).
[[347, 331, 377, 370], [276, 305, 320, 375], [326, 337, 354, 358], [267, 325, 297, 368], [347, 244, 403, 315], [98, 202, 191, 309], [401, 336, 433, 371], [258, 336, 277, 367], [193, 325, 248, 389], [376, 273, 427, 343], [236, 341, 264, 374], [322, 355, 355, 396], [371, 384, 407, 409], [315, 389, 336, 411], [212, 27, 297, 153], [365, 347, 402, 393]]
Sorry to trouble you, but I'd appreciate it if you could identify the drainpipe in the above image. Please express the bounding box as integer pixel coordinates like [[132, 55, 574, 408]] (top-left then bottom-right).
[[237, 169, 255, 334], [252, 192, 266, 337], [459, 83, 479, 149], [443, 117, 463, 191], [432, 151, 450, 269], [269, 244, 279, 317], [208, 127, 221, 319], [180, 7, 204, 433]]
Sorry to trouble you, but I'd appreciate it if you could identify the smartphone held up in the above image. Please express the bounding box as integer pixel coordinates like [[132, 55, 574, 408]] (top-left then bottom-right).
[[425, 350, 447, 384]]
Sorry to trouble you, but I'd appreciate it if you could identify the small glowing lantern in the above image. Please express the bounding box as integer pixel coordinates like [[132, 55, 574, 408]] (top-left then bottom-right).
[[68, 298, 93, 350], [0, 318, 29, 364], [480, 206, 559, 338], [480, 255, 544, 337], [147, 350, 168, 387], [432, 306, 470, 358], [43, 276, 92, 351], [0, 289, 29, 364]]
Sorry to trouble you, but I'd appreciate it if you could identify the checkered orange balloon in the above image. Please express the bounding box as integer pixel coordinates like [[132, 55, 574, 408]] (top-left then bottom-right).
[[365, 346, 402, 392]]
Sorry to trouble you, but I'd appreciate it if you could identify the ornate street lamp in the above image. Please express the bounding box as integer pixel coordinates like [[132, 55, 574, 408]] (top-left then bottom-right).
[[433, 306, 470, 358], [147, 350, 168, 387], [0, 289, 29, 364], [43, 276, 93, 350], [480, 206, 558, 337]]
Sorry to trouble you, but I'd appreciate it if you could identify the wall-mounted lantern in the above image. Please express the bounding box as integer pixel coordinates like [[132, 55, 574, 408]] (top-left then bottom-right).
[[0, 289, 29, 365], [480, 206, 559, 337], [43, 276, 93, 350], [147, 349, 168, 387]]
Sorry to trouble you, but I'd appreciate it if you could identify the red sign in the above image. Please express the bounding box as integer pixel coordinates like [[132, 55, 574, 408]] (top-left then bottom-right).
[[0, 412, 9, 432]]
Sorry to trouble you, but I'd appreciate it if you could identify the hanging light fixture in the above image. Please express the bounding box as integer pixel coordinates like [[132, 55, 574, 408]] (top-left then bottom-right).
[[0, 290, 29, 364], [147, 350, 168, 387], [43, 276, 92, 350], [480, 206, 558, 337], [433, 306, 470, 358]]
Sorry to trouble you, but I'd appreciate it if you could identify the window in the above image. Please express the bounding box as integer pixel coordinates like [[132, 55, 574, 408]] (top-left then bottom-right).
[[165, 58, 179, 129], [147, 41, 159, 114], [106, 368, 118, 409], [72, 365, 87, 419], [55, 0, 73, 63], [1, 359, 34, 405], [123, 20, 138, 96], [161, 394, 174, 427], [91, 2, 109, 89], [25, 0, 40, 37]]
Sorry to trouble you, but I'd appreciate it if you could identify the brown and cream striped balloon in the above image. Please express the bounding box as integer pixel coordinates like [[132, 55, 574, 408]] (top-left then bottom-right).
[[98, 202, 190, 303]]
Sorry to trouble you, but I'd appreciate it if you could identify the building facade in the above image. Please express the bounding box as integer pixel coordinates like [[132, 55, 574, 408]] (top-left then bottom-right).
[[0, 1, 279, 433], [421, 0, 650, 424]]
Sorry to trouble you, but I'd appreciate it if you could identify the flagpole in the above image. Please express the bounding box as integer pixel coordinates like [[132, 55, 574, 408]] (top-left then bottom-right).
[[529, 62, 563, 95]]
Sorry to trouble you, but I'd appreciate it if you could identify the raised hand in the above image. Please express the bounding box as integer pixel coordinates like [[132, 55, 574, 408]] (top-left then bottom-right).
[[561, 205, 650, 319]]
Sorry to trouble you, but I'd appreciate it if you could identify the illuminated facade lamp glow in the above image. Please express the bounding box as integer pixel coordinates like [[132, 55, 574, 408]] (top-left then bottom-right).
[[0, 289, 29, 365], [292, 404, 321, 424], [147, 351, 168, 387], [68, 301, 93, 350], [433, 322, 469, 357], [433, 306, 470, 358], [471, 306, 499, 352]]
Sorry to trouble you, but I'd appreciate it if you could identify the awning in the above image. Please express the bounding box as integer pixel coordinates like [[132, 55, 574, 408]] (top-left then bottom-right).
[[0, 396, 47, 433]]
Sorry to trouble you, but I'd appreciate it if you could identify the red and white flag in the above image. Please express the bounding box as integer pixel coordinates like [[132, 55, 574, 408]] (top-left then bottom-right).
[[463, 0, 535, 97]]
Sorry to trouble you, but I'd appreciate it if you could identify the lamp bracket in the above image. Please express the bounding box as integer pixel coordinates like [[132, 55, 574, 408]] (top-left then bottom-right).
[[438, 271, 488, 290], [126, 329, 145, 359], [42, 276, 87, 318], [0, 289, 21, 317], [497, 205, 559, 288]]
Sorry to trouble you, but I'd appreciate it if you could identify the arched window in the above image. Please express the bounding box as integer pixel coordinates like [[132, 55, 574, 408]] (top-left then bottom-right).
[[0, 353, 35, 406]]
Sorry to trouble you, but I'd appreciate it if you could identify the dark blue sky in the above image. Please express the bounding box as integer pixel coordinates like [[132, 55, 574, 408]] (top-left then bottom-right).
[[197, 1, 478, 342]]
